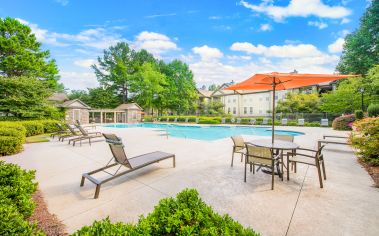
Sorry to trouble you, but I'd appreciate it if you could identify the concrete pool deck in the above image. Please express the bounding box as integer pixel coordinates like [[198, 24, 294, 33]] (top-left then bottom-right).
[[1, 125, 379, 235]]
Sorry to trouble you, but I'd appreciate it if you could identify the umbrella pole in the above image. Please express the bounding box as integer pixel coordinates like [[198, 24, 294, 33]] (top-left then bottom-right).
[[272, 82, 276, 144]]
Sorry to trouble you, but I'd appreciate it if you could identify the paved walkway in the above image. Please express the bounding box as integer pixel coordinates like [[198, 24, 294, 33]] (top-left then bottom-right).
[[2, 126, 378, 235]]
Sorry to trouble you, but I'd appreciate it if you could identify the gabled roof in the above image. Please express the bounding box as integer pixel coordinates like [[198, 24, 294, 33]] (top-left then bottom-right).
[[48, 92, 69, 102], [58, 99, 91, 109], [197, 89, 213, 98], [115, 103, 143, 111]]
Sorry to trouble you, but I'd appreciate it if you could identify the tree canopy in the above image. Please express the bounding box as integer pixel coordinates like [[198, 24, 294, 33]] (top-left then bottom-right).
[[276, 92, 321, 114], [336, 0, 379, 75], [0, 17, 60, 89], [69, 87, 120, 109]]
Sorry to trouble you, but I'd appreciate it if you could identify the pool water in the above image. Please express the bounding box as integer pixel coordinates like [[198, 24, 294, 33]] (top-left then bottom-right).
[[103, 123, 304, 141]]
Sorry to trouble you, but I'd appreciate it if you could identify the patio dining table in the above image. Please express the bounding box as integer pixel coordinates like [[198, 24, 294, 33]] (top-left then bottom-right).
[[245, 139, 299, 177]]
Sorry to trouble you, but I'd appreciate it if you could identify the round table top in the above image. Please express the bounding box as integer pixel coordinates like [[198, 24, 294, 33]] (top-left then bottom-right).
[[246, 139, 299, 150]]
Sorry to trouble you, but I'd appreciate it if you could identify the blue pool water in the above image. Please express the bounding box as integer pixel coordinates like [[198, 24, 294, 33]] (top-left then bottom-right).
[[103, 123, 304, 141]]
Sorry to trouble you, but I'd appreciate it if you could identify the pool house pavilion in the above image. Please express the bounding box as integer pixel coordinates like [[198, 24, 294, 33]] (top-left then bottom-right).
[[89, 103, 143, 124]]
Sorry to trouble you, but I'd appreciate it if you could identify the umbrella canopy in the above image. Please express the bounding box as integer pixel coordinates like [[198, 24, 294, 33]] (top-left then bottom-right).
[[226, 72, 357, 143]]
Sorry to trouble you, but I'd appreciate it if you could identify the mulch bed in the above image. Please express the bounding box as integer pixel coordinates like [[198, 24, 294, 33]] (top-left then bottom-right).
[[28, 190, 68, 236], [358, 159, 379, 188]]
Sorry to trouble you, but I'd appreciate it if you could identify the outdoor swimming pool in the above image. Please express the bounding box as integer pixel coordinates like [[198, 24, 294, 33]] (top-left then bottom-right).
[[103, 123, 305, 141]]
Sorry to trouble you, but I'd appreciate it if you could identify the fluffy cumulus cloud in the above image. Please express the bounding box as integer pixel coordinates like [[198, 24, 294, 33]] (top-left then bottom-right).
[[133, 31, 178, 57], [328, 38, 345, 53], [74, 59, 97, 68], [260, 23, 272, 31], [59, 71, 98, 90], [239, 0, 351, 22], [192, 45, 223, 61]]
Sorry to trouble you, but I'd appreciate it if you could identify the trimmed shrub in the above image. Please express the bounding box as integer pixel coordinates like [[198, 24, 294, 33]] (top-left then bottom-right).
[[0, 136, 23, 156], [304, 122, 321, 127], [332, 114, 355, 130], [198, 117, 221, 124], [73, 189, 259, 236], [355, 110, 364, 120], [0, 161, 41, 235], [39, 120, 61, 133], [367, 104, 379, 117], [20, 121, 44, 137], [351, 117, 379, 166]]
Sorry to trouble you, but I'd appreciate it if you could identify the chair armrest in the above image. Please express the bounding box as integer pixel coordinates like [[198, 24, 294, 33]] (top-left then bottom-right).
[[287, 152, 315, 159]]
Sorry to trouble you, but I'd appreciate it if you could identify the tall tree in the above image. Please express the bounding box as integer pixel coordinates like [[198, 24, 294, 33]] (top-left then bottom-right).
[[92, 42, 155, 103], [277, 92, 321, 113], [0, 17, 60, 89], [0, 77, 62, 118], [336, 0, 379, 75], [68, 88, 120, 109]]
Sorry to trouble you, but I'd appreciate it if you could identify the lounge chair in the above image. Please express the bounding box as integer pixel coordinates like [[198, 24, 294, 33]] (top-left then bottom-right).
[[196, 118, 199, 123], [51, 123, 68, 139], [281, 118, 288, 125], [250, 118, 256, 125], [59, 124, 80, 141], [230, 136, 246, 167], [298, 118, 305, 126], [68, 125, 103, 146], [320, 119, 329, 127], [262, 118, 269, 125], [76, 120, 97, 130], [166, 118, 169, 122], [287, 145, 326, 188], [185, 118, 189, 123], [236, 118, 241, 124], [221, 118, 226, 124], [174, 118, 178, 123], [80, 134, 175, 198], [318, 135, 349, 149], [244, 143, 281, 190]]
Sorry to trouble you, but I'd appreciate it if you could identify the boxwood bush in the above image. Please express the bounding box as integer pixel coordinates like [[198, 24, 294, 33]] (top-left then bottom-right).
[[332, 114, 355, 130], [20, 121, 44, 137], [73, 189, 259, 236], [367, 104, 379, 117], [0, 161, 42, 235]]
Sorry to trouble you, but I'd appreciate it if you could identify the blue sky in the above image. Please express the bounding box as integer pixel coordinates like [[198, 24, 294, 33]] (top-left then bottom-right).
[[0, 0, 368, 90]]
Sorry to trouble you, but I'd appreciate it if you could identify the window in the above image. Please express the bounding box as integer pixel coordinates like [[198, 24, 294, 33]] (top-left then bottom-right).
[[233, 98, 236, 103], [244, 107, 247, 114], [249, 98, 253, 102], [233, 107, 236, 114], [275, 95, 278, 100], [228, 98, 231, 103], [228, 107, 231, 114], [73, 109, 80, 121], [250, 107, 253, 114]]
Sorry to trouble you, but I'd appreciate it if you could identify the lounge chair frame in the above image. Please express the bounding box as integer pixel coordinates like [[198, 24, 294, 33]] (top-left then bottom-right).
[[80, 136, 175, 198], [68, 125, 102, 146]]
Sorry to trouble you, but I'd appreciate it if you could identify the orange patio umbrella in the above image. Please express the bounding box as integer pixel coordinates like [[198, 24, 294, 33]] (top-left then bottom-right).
[[226, 72, 357, 143]]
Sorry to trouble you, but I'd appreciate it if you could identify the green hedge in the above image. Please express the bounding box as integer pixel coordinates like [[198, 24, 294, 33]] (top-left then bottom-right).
[[368, 104, 379, 117], [0, 161, 42, 235], [332, 114, 355, 130], [73, 189, 259, 235], [20, 121, 44, 137]]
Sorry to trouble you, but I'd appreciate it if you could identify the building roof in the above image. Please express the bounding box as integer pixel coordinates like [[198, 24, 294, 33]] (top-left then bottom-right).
[[48, 92, 69, 102], [197, 89, 213, 98], [115, 103, 143, 111], [58, 99, 91, 109]]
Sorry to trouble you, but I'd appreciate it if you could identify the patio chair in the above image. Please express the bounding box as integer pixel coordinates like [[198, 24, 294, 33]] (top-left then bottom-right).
[[245, 143, 281, 190], [59, 124, 80, 141], [174, 118, 178, 123], [230, 136, 246, 167], [298, 118, 305, 126], [262, 118, 269, 125], [274, 134, 295, 173], [80, 135, 175, 198], [196, 118, 199, 123], [50, 123, 68, 139], [236, 118, 241, 124], [76, 120, 97, 130], [281, 118, 288, 125], [68, 125, 103, 146], [320, 119, 329, 127], [166, 118, 169, 122], [287, 145, 326, 188], [221, 118, 226, 124], [185, 118, 189, 123], [250, 118, 256, 125]]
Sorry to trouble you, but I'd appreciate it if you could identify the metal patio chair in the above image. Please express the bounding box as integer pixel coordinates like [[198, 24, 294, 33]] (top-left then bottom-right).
[[230, 135, 246, 167]]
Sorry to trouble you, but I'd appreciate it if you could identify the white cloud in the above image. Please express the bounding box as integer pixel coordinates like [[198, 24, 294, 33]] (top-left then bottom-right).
[[260, 23, 272, 31], [59, 71, 98, 90], [192, 45, 223, 61], [134, 31, 178, 57], [340, 18, 350, 24], [145, 13, 177, 18], [74, 59, 97, 68], [308, 21, 328, 29], [328, 38, 345, 53], [209, 16, 222, 20], [55, 0, 69, 6], [239, 0, 351, 22], [227, 55, 252, 61], [230, 42, 323, 58]]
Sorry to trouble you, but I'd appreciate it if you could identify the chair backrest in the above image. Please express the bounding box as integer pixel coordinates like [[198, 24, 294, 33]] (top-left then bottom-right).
[[281, 118, 288, 125], [166, 118, 169, 122], [236, 118, 241, 124], [185, 118, 189, 122], [246, 144, 273, 166], [262, 118, 269, 124], [274, 134, 294, 142], [76, 125, 88, 136], [231, 136, 245, 151], [320, 119, 329, 127], [174, 118, 177, 122], [56, 123, 65, 131], [76, 120, 81, 126], [109, 143, 132, 168], [66, 124, 77, 135], [103, 133, 122, 144], [221, 118, 226, 124], [298, 119, 305, 126], [250, 118, 256, 125]]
